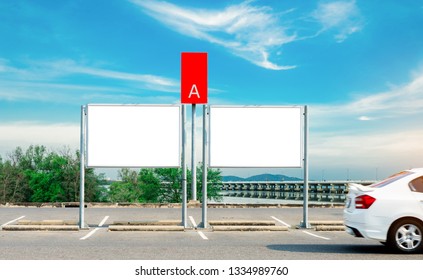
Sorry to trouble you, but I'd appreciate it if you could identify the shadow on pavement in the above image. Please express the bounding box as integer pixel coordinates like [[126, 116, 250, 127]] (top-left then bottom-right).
[[267, 243, 394, 255]]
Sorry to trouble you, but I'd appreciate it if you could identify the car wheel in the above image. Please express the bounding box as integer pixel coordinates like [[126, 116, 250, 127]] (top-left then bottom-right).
[[387, 219, 423, 253]]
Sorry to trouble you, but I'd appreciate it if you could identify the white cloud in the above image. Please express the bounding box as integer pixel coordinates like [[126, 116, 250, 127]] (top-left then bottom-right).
[[43, 60, 179, 92], [131, 1, 364, 70], [309, 70, 423, 177], [312, 70, 423, 124], [130, 0, 297, 70], [347, 75, 423, 115], [358, 116, 371, 121], [0, 59, 181, 103], [310, 128, 423, 176], [0, 122, 80, 157], [311, 0, 363, 42]]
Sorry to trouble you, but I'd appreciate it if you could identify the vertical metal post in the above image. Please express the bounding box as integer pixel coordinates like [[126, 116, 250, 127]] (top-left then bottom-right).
[[181, 105, 187, 228], [300, 105, 311, 228], [191, 104, 197, 201], [79, 105, 86, 229], [200, 105, 208, 228]]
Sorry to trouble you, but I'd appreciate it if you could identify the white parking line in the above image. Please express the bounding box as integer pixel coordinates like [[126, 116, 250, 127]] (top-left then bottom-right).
[[98, 216, 109, 227], [80, 228, 100, 240], [80, 216, 109, 240], [302, 230, 331, 240], [189, 216, 197, 228], [189, 216, 208, 240], [270, 216, 291, 228], [198, 231, 208, 240], [1, 216, 25, 227]]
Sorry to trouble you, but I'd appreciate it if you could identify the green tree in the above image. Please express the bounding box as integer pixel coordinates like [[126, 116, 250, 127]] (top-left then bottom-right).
[[0, 145, 105, 203], [108, 168, 141, 202], [187, 164, 223, 202], [154, 168, 182, 203], [108, 166, 223, 203], [108, 168, 162, 203], [27, 153, 67, 202], [0, 147, 32, 203], [138, 169, 161, 202]]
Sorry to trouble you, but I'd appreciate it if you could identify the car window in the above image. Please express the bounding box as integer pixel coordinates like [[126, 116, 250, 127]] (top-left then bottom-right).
[[370, 171, 413, 188], [409, 176, 423, 193]]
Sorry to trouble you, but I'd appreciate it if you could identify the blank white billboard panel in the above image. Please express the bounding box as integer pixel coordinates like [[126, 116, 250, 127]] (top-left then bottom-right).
[[209, 106, 302, 168], [86, 104, 180, 168]]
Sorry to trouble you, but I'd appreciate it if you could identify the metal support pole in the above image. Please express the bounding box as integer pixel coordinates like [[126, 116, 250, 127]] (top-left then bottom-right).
[[300, 105, 311, 228], [181, 105, 187, 228], [79, 105, 87, 229], [191, 104, 197, 201], [200, 105, 208, 228]]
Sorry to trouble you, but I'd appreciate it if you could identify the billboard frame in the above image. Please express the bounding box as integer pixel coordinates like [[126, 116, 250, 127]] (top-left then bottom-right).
[[85, 104, 181, 169], [208, 105, 304, 168], [79, 104, 184, 229]]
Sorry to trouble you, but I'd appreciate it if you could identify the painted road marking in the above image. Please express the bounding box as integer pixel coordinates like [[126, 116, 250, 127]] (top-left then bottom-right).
[[189, 216, 208, 240], [198, 231, 208, 240], [98, 216, 109, 227], [271, 216, 291, 228], [189, 216, 197, 228], [302, 230, 331, 240], [1, 216, 25, 227], [80, 216, 109, 240]]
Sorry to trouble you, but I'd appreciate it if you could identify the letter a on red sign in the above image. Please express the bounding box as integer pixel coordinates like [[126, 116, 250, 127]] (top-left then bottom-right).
[[181, 52, 208, 104]]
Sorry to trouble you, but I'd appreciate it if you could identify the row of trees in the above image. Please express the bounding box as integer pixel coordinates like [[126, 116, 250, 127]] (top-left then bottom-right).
[[0, 145, 105, 203], [108, 166, 223, 203], [0, 145, 222, 204]]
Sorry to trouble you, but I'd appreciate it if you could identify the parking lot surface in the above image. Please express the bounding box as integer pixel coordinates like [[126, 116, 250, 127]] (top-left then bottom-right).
[[1, 206, 422, 260]]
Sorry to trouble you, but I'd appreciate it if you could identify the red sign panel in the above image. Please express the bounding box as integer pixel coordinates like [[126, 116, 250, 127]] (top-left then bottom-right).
[[181, 52, 208, 104]]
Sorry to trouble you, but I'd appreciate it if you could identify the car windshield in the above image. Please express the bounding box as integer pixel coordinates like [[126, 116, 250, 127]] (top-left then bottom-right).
[[370, 171, 413, 188]]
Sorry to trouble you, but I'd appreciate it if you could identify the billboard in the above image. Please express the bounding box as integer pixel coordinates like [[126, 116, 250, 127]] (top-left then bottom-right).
[[86, 104, 180, 168], [209, 106, 303, 168]]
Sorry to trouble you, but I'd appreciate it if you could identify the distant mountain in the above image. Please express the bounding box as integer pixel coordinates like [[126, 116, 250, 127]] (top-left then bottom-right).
[[222, 173, 301, 182], [221, 175, 246, 181]]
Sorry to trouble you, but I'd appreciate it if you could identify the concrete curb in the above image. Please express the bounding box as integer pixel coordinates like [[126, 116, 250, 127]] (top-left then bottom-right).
[[1, 220, 80, 231], [113, 220, 181, 226], [212, 225, 288, 231], [315, 225, 345, 231], [208, 220, 290, 231], [310, 221, 345, 231], [18, 220, 78, 226], [108, 219, 289, 232], [2, 225, 79, 231], [209, 220, 276, 226], [109, 220, 184, 231], [109, 225, 184, 231], [310, 220, 344, 226]]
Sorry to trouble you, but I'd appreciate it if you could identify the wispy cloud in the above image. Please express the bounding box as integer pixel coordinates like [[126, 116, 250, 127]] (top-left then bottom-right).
[[130, 0, 297, 70], [311, 0, 363, 42], [309, 70, 423, 175], [313, 70, 423, 124], [0, 58, 180, 103], [130, 0, 364, 70], [42, 60, 179, 92]]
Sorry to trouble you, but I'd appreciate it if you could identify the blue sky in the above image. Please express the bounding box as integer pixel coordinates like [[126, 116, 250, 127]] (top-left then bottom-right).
[[0, 0, 422, 180]]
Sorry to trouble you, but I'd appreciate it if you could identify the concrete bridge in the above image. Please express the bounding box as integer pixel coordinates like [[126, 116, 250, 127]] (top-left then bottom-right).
[[219, 180, 376, 200]]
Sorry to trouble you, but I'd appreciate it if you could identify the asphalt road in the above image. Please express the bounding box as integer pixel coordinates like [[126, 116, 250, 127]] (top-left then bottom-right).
[[0, 207, 422, 260]]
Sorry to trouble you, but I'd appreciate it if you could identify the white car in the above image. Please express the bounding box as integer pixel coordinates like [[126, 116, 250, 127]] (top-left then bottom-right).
[[344, 168, 423, 253]]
